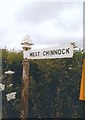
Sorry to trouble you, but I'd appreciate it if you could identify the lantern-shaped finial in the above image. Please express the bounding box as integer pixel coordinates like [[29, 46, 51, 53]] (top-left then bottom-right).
[[21, 35, 33, 51], [21, 35, 33, 59]]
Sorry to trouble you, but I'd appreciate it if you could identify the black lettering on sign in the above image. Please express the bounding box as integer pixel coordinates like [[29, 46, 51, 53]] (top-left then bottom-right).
[[30, 47, 71, 58], [43, 49, 68, 56], [30, 53, 33, 57], [66, 48, 70, 54], [50, 50, 54, 55], [58, 49, 61, 55], [37, 51, 40, 56], [62, 49, 65, 54], [34, 52, 37, 57], [43, 51, 49, 56], [43, 51, 46, 56], [30, 51, 40, 57], [46, 51, 49, 55], [50, 50, 57, 55]]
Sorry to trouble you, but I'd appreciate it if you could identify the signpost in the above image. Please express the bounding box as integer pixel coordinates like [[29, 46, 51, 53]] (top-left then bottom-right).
[[20, 35, 33, 119], [21, 35, 73, 119], [26, 44, 73, 59]]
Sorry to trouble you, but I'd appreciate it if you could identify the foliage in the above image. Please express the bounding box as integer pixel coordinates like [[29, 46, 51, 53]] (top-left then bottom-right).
[[2, 48, 84, 118]]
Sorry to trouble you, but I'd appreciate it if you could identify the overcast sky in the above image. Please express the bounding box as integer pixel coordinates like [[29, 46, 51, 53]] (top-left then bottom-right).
[[0, 0, 83, 50]]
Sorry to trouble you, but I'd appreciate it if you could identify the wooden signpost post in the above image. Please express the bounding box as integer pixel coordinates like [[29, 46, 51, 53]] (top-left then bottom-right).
[[20, 35, 33, 119], [20, 35, 73, 119]]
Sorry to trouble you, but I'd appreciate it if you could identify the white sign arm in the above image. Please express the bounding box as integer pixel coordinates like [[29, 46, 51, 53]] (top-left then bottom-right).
[[27, 44, 73, 59]]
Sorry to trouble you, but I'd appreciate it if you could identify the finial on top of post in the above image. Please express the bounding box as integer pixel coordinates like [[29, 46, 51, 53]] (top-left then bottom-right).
[[21, 35, 33, 51], [21, 35, 33, 59]]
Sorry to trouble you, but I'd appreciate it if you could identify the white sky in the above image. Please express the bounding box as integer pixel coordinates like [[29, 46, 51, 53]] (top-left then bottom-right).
[[0, 0, 83, 50]]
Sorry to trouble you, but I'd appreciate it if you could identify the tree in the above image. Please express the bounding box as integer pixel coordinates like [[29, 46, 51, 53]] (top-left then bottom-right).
[[2, 48, 84, 118]]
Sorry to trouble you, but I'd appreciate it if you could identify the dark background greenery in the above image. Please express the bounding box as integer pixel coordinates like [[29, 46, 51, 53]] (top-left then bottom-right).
[[2, 47, 85, 118]]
